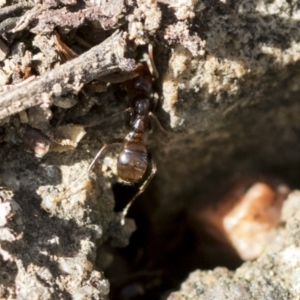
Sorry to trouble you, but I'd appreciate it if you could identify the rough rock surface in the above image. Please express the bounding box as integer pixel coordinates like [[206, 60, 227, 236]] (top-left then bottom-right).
[[168, 191, 300, 300]]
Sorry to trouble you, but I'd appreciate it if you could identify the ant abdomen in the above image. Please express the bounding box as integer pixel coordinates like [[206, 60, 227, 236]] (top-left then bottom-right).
[[117, 140, 148, 183]]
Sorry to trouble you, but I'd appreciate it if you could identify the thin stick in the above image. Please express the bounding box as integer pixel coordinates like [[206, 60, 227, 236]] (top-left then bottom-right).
[[0, 32, 136, 121]]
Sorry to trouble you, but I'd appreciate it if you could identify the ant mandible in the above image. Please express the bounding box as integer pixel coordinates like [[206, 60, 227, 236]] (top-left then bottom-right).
[[88, 44, 165, 224]]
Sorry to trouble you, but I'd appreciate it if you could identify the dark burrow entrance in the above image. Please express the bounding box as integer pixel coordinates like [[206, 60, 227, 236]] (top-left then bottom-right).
[[99, 163, 300, 300]]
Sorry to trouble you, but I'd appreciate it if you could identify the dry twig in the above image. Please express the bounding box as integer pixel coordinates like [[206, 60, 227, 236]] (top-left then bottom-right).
[[0, 32, 136, 121]]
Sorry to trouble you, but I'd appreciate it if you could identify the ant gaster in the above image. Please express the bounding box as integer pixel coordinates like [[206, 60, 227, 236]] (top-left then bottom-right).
[[87, 45, 164, 224]]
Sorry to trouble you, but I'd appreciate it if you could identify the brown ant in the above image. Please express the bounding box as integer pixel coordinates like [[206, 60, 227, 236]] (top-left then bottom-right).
[[85, 44, 165, 224]]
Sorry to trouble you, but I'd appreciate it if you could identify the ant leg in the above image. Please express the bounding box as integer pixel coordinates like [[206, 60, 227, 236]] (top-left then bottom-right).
[[53, 139, 123, 204], [121, 156, 157, 225], [149, 112, 169, 135], [84, 108, 133, 128], [87, 138, 123, 173]]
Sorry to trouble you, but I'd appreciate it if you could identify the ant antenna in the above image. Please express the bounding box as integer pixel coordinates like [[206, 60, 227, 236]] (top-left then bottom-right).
[[149, 112, 169, 135], [84, 108, 132, 128], [148, 43, 159, 79]]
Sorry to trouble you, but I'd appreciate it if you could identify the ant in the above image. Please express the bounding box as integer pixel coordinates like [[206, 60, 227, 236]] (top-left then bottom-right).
[[85, 44, 165, 224]]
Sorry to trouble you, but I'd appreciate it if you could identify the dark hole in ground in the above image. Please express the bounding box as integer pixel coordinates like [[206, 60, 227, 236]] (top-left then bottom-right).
[[105, 180, 242, 300], [104, 163, 300, 300], [112, 183, 138, 213]]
